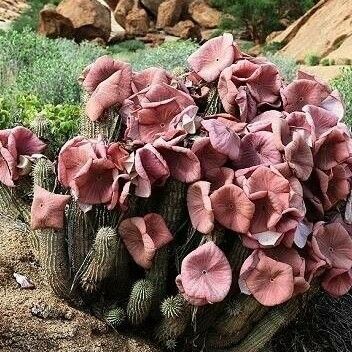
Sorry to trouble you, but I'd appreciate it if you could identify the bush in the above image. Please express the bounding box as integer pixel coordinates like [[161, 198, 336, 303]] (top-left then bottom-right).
[[0, 30, 108, 106], [305, 53, 320, 66], [332, 67, 352, 125], [0, 93, 80, 145], [12, 0, 60, 32], [320, 58, 330, 66], [211, 0, 317, 44], [130, 40, 199, 71], [265, 53, 297, 83], [108, 40, 146, 55], [262, 41, 285, 54]]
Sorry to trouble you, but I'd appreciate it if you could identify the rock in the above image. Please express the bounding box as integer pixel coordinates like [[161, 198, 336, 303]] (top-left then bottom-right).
[[57, 0, 111, 42], [114, 0, 134, 26], [188, 0, 221, 29], [110, 13, 126, 43], [140, 0, 164, 15], [125, 7, 150, 36], [201, 28, 217, 41], [165, 20, 201, 40], [0, 0, 28, 22], [138, 32, 166, 46], [156, 0, 184, 29], [266, 30, 283, 43], [104, 0, 119, 9], [327, 35, 352, 63], [269, 0, 352, 62], [38, 4, 74, 39]]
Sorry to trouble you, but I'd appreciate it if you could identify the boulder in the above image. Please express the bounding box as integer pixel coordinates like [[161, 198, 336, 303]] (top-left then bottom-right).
[[188, 0, 221, 29], [140, 0, 164, 15], [114, 0, 134, 26], [125, 7, 150, 36], [110, 13, 126, 42], [104, 0, 119, 9], [270, 0, 352, 62], [57, 0, 111, 42], [38, 4, 74, 39], [165, 19, 201, 40], [156, 0, 184, 29]]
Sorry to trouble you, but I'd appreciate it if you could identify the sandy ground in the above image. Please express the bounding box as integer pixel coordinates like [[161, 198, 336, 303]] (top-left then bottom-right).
[[0, 215, 159, 352], [299, 65, 348, 82]]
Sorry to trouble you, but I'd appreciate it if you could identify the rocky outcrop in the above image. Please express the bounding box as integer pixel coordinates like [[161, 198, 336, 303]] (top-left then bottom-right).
[[125, 6, 150, 36], [188, 0, 221, 29], [0, 0, 27, 22], [156, 0, 184, 29], [140, 0, 164, 15], [165, 20, 201, 39], [38, 4, 74, 39], [56, 0, 111, 42], [269, 0, 352, 62], [114, 0, 134, 26]]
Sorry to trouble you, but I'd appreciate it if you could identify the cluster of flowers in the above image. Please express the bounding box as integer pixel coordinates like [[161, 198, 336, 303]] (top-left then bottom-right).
[[3, 33, 352, 308]]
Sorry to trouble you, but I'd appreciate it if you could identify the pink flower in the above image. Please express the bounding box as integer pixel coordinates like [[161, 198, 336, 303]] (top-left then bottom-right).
[[239, 250, 294, 306], [58, 136, 105, 188], [154, 139, 201, 183], [118, 214, 172, 269], [176, 241, 232, 306], [107, 142, 129, 171], [210, 184, 255, 234], [284, 132, 313, 181], [134, 144, 170, 198], [187, 33, 241, 82], [235, 131, 282, 169], [131, 67, 172, 93], [311, 222, 352, 270], [321, 268, 352, 297], [281, 78, 330, 113], [201, 119, 240, 160], [31, 185, 70, 230], [187, 181, 214, 234], [71, 158, 117, 205]]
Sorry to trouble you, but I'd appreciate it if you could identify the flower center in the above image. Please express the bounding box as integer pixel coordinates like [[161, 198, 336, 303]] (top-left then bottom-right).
[[160, 123, 166, 128], [227, 203, 235, 210], [329, 246, 334, 253], [202, 270, 207, 275]]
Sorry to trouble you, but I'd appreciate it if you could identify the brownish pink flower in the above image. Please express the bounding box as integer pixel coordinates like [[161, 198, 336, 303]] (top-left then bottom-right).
[[321, 268, 352, 297], [119, 214, 172, 269], [131, 67, 172, 93], [176, 241, 232, 306], [187, 181, 214, 234], [31, 185, 70, 230], [187, 33, 241, 82], [281, 78, 330, 113], [71, 158, 117, 205], [201, 119, 241, 160], [107, 142, 129, 171], [134, 144, 170, 197], [312, 222, 352, 270], [210, 184, 255, 233], [58, 136, 105, 188]]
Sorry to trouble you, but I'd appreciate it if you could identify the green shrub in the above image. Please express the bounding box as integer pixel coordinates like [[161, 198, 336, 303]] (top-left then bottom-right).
[[305, 53, 320, 66], [12, 0, 60, 32], [211, 0, 317, 44], [130, 40, 199, 71], [0, 93, 80, 145], [262, 41, 285, 54], [0, 30, 107, 105], [320, 58, 330, 66], [108, 40, 146, 55], [331, 67, 352, 125], [265, 53, 297, 83]]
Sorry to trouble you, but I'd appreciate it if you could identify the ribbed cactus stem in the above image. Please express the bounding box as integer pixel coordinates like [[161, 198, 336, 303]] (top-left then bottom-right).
[[32, 158, 55, 192], [158, 179, 187, 235], [127, 279, 155, 325], [146, 247, 169, 304], [205, 86, 220, 116], [228, 237, 251, 277], [80, 92, 121, 141], [155, 295, 190, 343], [207, 295, 268, 349], [30, 113, 51, 141], [67, 201, 94, 273], [0, 182, 30, 223], [38, 229, 73, 300], [75, 227, 118, 293], [104, 306, 126, 328], [230, 299, 301, 352]]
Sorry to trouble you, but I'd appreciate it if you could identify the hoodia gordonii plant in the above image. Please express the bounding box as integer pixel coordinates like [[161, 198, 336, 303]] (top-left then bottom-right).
[[1, 33, 352, 351]]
